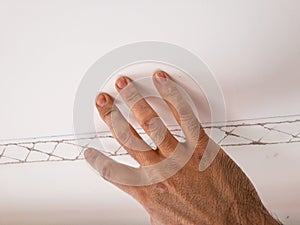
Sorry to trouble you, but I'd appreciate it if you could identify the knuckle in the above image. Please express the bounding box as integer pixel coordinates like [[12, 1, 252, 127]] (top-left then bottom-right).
[[116, 129, 131, 147], [126, 91, 140, 104], [101, 107, 114, 121], [101, 166, 111, 181], [121, 86, 142, 107], [187, 123, 201, 140], [96, 157, 113, 180], [180, 112, 197, 127], [140, 116, 155, 132], [101, 106, 118, 124], [154, 183, 168, 194], [178, 109, 198, 126], [178, 104, 192, 118], [164, 87, 180, 102]]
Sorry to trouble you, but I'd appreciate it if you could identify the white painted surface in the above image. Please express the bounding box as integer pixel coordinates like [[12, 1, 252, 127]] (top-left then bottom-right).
[[0, 0, 299, 224]]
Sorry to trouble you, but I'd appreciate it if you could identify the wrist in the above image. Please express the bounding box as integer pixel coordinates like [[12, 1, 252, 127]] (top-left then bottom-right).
[[211, 150, 280, 225]]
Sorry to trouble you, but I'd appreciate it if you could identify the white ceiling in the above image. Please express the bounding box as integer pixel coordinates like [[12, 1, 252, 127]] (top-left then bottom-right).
[[0, 0, 299, 224]]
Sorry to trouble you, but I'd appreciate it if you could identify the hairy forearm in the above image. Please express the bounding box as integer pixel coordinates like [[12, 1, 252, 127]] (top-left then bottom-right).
[[150, 149, 280, 225], [212, 150, 280, 225]]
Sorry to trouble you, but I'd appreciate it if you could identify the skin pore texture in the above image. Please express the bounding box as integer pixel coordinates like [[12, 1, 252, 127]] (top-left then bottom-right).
[[84, 71, 281, 225]]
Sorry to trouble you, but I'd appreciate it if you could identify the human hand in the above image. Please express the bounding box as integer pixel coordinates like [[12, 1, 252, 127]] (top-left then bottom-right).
[[84, 71, 280, 225]]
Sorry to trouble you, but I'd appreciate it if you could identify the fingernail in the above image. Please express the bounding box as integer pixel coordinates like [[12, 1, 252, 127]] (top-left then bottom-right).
[[155, 71, 168, 83], [96, 94, 107, 107], [116, 77, 128, 89]]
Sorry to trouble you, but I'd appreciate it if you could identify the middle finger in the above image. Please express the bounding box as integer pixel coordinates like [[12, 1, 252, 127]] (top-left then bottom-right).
[[115, 76, 178, 157]]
